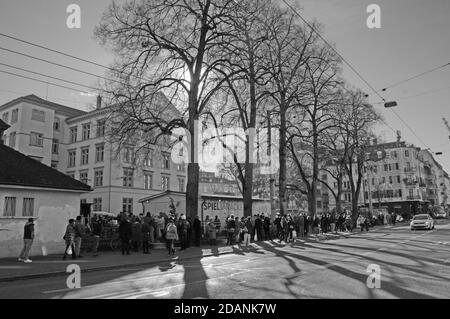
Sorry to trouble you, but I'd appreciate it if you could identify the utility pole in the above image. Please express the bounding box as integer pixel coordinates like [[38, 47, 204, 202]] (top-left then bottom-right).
[[267, 110, 275, 219]]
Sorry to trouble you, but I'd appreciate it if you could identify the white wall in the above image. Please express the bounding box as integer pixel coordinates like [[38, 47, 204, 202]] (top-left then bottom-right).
[[0, 187, 82, 258]]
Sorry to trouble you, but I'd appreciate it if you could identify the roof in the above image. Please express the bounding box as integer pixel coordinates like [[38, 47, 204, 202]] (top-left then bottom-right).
[[0, 142, 92, 192], [139, 190, 186, 203], [0, 95, 87, 118]]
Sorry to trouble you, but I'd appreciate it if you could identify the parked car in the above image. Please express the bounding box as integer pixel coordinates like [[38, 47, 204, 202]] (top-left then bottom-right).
[[435, 209, 447, 219], [410, 214, 435, 230]]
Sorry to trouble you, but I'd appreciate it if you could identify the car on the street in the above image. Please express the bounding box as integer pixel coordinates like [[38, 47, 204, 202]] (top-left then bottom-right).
[[435, 208, 447, 219], [410, 214, 435, 230]]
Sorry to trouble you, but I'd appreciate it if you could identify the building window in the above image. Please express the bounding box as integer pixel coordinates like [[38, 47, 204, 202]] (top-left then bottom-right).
[[11, 109, 18, 123], [178, 178, 185, 192], [52, 139, 59, 154], [395, 163, 399, 170], [405, 150, 410, 157], [29, 132, 44, 147], [123, 147, 134, 164], [94, 169, 103, 187], [389, 176, 393, 184], [3, 197, 16, 217], [162, 153, 170, 170], [22, 198, 34, 217], [95, 144, 104, 162], [81, 147, 89, 165], [68, 150, 76, 168], [31, 109, 45, 122], [9, 132, 16, 148], [397, 176, 401, 183], [177, 163, 185, 172], [82, 123, 90, 140], [122, 198, 133, 213], [384, 164, 388, 172], [144, 173, 153, 190], [391, 151, 397, 158], [53, 117, 60, 131], [144, 151, 153, 167], [70, 127, 78, 143], [2, 112, 9, 123], [79, 171, 89, 185], [93, 198, 102, 211], [96, 119, 106, 137], [161, 176, 170, 191], [123, 168, 134, 187]]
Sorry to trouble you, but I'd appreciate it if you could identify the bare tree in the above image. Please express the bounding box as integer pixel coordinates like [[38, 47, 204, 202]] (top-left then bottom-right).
[[287, 43, 342, 217], [95, 0, 239, 218], [264, 7, 320, 215]]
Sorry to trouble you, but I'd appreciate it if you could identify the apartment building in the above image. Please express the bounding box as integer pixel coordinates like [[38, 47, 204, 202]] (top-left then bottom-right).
[[0, 94, 187, 215], [325, 140, 450, 216]]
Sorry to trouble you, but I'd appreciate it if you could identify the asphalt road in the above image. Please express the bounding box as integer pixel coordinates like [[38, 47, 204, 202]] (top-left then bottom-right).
[[1, 222, 449, 299]]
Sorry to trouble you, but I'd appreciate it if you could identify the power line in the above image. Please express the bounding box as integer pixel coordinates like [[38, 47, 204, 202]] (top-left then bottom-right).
[[280, 0, 386, 102], [0, 69, 91, 94], [0, 32, 114, 72], [0, 88, 90, 105], [0, 62, 100, 92], [378, 62, 450, 92], [0, 46, 125, 86]]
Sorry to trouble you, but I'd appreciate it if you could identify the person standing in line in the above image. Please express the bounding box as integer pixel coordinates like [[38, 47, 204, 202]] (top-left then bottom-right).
[[298, 213, 305, 238], [74, 216, 86, 258], [243, 217, 253, 248], [119, 218, 132, 255], [207, 218, 217, 245], [263, 215, 272, 241], [165, 217, 178, 257], [63, 219, 76, 260], [193, 215, 202, 247], [18, 218, 35, 263], [214, 215, 221, 235], [179, 214, 190, 251], [131, 218, 142, 252], [234, 215, 241, 245], [254, 214, 263, 242], [91, 216, 103, 257], [141, 219, 151, 254], [226, 214, 236, 245], [329, 213, 336, 234], [186, 216, 193, 248]]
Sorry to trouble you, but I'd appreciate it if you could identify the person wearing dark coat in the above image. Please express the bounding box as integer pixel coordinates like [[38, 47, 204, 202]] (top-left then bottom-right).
[[321, 215, 329, 234], [141, 221, 151, 254], [119, 219, 132, 255], [186, 216, 193, 248], [226, 216, 236, 245], [179, 215, 190, 251], [193, 216, 202, 247], [263, 216, 272, 240], [254, 215, 263, 241]]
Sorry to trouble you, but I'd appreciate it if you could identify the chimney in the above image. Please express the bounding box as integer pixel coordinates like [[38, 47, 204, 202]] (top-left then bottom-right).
[[0, 119, 10, 145], [396, 130, 401, 143], [96, 95, 102, 110]]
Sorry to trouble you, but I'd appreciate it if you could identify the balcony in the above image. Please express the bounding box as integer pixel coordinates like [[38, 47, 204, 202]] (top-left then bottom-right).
[[406, 195, 421, 200]]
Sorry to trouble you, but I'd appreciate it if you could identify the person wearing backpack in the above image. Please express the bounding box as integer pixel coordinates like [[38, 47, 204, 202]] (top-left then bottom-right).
[[165, 218, 178, 257]]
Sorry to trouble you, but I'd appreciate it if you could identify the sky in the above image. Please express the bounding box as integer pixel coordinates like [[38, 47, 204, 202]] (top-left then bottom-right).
[[0, 0, 449, 171]]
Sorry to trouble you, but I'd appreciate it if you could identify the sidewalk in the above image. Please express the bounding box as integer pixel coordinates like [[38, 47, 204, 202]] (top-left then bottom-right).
[[0, 231, 356, 283]]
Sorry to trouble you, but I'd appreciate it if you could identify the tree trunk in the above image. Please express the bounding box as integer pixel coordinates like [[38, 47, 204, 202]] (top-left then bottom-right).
[[186, 95, 199, 220], [243, 162, 254, 217], [336, 177, 343, 214], [278, 98, 287, 215]]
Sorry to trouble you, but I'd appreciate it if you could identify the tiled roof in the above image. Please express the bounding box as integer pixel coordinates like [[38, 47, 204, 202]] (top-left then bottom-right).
[[0, 142, 92, 192]]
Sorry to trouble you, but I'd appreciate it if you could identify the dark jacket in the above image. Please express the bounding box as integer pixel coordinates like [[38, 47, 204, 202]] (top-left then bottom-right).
[[193, 218, 201, 233], [244, 220, 253, 234], [74, 222, 86, 238], [119, 221, 132, 241], [92, 221, 103, 236], [254, 217, 263, 230], [24, 222, 34, 240]]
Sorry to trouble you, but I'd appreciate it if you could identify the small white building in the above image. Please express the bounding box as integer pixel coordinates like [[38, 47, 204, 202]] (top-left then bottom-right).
[[0, 119, 91, 258]]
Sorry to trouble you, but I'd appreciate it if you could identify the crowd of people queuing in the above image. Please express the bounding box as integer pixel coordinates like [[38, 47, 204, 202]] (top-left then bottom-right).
[[57, 208, 399, 259]]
